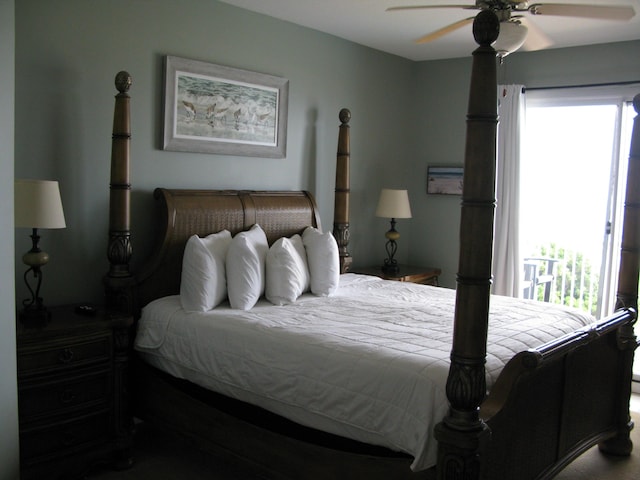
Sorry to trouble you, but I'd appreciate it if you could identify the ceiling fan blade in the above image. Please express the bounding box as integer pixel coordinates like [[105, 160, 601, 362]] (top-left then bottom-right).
[[528, 3, 635, 20], [415, 17, 475, 43], [518, 17, 553, 51], [386, 4, 479, 12]]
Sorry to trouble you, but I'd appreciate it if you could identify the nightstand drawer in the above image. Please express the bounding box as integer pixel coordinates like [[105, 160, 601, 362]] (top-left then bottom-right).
[[20, 410, 111, 462], [17, 306, 134, 477], [19, 368, 111, 420], [18, 333, 111, 376]]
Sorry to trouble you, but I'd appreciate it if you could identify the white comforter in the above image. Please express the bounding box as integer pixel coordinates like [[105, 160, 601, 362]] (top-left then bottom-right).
[[134, 273, 594, 471]]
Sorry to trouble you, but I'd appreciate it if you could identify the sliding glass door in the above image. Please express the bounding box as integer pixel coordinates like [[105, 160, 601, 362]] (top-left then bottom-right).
[[521, 86, 637, 319]]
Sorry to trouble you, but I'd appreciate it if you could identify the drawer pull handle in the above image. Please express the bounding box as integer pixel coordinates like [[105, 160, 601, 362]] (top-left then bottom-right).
[[60, 389, 77, 404], [58, 348, 75, 364]]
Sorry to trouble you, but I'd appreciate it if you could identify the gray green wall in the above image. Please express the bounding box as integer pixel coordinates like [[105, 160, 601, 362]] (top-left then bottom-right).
[[2, 0, 19, 477]]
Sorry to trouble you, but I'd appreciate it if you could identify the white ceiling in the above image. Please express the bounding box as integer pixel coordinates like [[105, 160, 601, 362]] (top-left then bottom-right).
[[219, 0, 640, 61]]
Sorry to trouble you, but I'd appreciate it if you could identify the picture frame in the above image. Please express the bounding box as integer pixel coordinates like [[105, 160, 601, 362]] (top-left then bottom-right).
[[426, 166, 464, 195], [162, 56, 289, 158]]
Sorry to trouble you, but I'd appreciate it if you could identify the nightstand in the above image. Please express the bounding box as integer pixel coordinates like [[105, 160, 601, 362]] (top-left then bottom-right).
[[16, 305, 134, 479], [352, 265, 441, 285]]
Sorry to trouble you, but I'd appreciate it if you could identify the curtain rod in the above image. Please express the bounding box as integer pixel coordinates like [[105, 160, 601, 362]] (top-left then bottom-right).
[[524, 80, 640, 93]]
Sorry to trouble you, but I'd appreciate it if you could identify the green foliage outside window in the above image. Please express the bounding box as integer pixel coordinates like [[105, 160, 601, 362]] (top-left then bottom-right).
[[532, 243, 599, 316]]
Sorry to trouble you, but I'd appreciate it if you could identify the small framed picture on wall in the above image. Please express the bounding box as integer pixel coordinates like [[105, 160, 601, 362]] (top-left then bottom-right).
[[427, 166, 464, 195]]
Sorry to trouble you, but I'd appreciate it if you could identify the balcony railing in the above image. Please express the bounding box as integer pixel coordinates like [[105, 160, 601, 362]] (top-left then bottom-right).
[[522, 249, 599, 316]]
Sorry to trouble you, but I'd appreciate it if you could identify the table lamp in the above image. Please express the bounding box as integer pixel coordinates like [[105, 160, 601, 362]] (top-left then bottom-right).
[[375, 188, 412, 274], [15, 179, 66, 326]]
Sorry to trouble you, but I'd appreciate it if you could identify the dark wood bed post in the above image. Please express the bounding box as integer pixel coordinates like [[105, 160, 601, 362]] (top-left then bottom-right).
[[614, 95, 640, 312], [333, 108, 352, 273], [102, 71, 135, 469], [105, 71, 134, 314], [600, 93, 640, 456], [434, 11, 499, 480]]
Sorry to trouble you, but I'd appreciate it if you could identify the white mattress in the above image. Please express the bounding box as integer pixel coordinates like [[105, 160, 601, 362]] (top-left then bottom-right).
[[134, 273, 595, 471]]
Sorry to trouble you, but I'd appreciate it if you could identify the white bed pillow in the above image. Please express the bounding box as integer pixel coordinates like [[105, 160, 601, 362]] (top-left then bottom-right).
[[226, 224, 269, 310], [180, 230, 232, 312], [290, 234, 310, 292], [302, 226, 340, 296], [265, 235, 310, 306]]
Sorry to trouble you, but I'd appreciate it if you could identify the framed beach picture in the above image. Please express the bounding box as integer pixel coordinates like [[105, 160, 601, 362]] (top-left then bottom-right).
[[427, 166, 464, 195], [162, 56, 289, 158]]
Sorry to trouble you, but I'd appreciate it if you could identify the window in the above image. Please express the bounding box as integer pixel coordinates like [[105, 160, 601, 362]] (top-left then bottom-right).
[[522, 84, 638, 318]]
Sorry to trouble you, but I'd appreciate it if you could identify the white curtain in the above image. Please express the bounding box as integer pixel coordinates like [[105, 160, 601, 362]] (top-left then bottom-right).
[[492, 84, 525, 297]]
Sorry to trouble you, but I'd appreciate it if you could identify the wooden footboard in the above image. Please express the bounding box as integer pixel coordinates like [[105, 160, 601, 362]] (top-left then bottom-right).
[[478, 91, 640, 480], [481, 309, 637, 479]]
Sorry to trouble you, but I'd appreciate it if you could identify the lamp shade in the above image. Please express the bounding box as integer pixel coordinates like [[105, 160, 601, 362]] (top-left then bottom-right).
[[15, 179, 66, 229], [493, 21, 528, 57], [375, 189, 412, 219]]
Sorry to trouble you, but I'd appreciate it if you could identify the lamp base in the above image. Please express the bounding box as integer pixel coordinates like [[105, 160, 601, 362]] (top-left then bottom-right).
[[382, 230, 400, 275], [382, 262, 400, 275], [19, 306, 51, 327]]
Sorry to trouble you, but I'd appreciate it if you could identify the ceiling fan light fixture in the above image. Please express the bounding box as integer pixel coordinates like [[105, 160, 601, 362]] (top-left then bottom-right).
[[493, 21, 528, 57]]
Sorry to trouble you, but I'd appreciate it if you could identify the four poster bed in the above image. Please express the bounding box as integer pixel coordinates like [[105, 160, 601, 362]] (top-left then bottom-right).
[[105, 12, 639, 480]]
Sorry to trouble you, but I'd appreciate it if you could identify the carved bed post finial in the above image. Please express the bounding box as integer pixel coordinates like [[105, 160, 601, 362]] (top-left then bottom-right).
[[434, 10, 499, 480], [105, 71, 133, 313], [600, 93, 640, 456], [333, 108, 352, 273]]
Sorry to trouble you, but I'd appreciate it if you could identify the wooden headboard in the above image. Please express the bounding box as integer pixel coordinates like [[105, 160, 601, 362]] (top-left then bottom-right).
[[133, 189, 321, 312]]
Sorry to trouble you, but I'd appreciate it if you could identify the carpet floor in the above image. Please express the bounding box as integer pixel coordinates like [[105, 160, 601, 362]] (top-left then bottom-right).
[[87, 395, 640, 479]]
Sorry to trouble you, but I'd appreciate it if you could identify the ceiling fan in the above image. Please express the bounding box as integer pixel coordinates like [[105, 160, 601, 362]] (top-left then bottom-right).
[[387, 1, 636, 56]]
